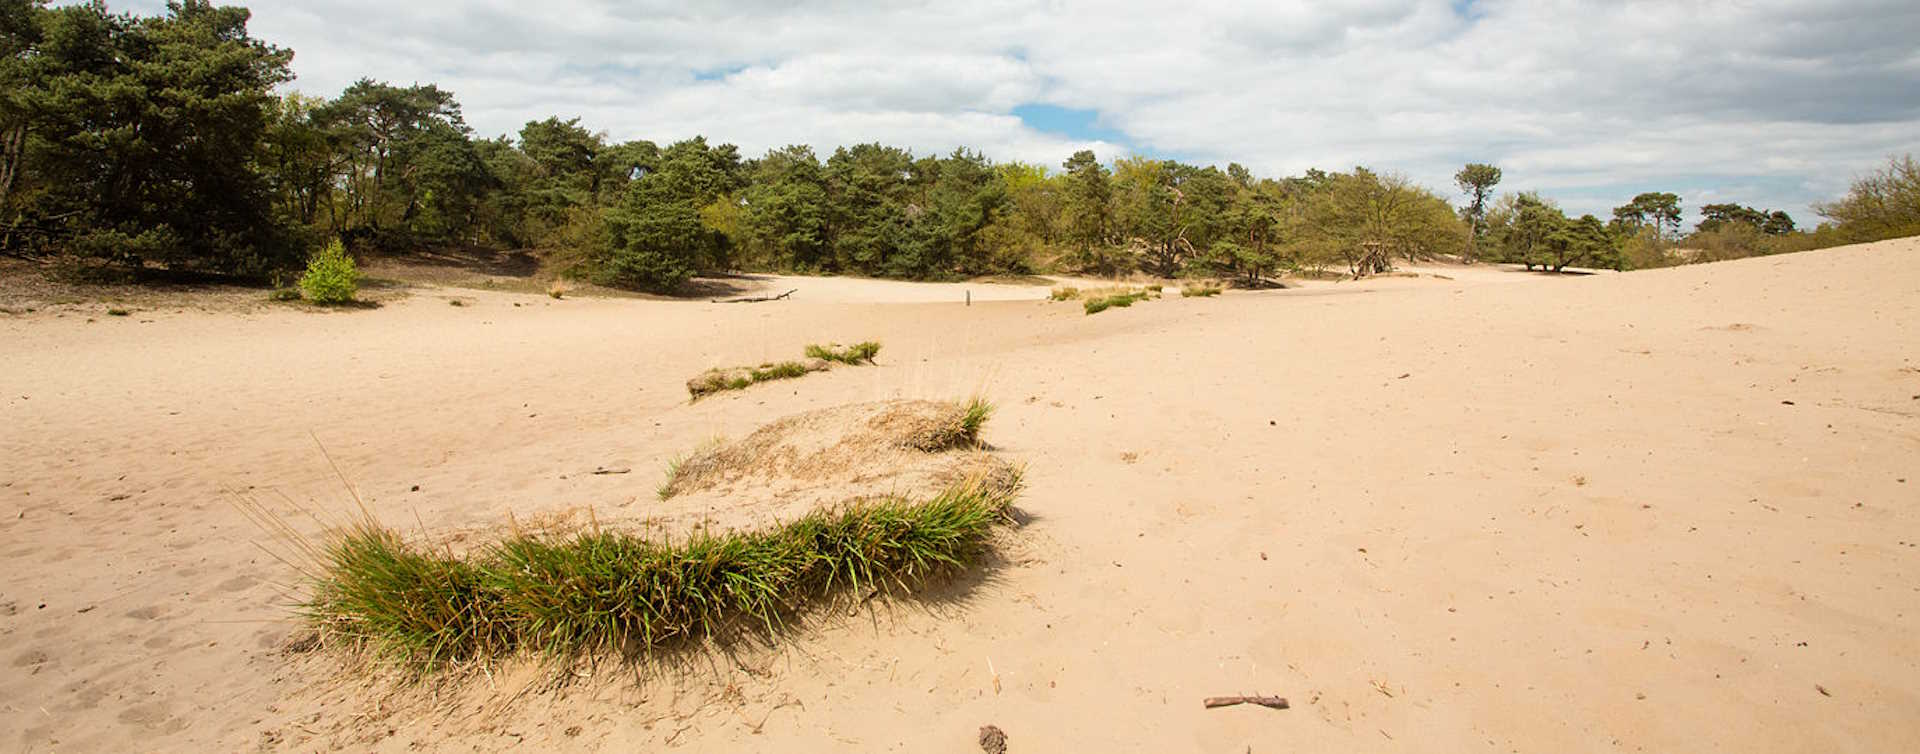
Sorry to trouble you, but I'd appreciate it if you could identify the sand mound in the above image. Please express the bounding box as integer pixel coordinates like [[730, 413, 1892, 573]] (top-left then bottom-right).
[[654, 399, 1016, 531]]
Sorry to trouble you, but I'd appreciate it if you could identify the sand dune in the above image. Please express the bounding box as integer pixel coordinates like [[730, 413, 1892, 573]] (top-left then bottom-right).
[[2, 238, 1916, 752]]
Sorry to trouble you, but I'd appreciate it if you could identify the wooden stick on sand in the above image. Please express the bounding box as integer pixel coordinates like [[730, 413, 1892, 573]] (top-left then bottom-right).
[[1204, 695, 1290, 710], [714, 288, 796, 303]]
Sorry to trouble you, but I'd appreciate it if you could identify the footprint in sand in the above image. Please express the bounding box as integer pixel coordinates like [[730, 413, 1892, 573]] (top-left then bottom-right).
[[11, 648, 50, 668], [124, 605, 165, 620], [117, 701, 189, 733], [217, 574, 258, 592]]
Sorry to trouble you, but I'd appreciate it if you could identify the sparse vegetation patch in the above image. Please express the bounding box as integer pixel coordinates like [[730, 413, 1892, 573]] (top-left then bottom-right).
[[805, 341, 882, 365], [1082, 287, 1158, 315], [687, 342, 882, 400], [898, 397, 995, 452], [1181, 283, 1223, 297]]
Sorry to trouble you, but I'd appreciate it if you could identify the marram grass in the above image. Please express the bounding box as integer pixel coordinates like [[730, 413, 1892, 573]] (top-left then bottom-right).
[[1083, 289, 1157, 314], [687, 341, 882, 399], [805, 341, 882, 365], [307, 478, 1018, 669]]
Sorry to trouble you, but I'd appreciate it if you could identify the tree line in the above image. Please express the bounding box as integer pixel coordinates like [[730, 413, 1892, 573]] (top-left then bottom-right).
[[2, 1, 1913, 291]]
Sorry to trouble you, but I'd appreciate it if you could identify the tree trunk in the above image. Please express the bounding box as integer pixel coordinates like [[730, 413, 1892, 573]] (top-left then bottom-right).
[[0, 123, 23, 214]]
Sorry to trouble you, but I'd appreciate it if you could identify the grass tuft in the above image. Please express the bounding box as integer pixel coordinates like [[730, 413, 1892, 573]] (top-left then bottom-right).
[[1048, 286, 1080, 301], [106, 308, 130, 316], [805, 341, 882, 365], [1181, 283, 1223, 297], [688, 342, 882, 400], [958, 396, 993, 440], [269, 288, 301, 302], [307, 480, 1018, 667], [309, 521, 508, 668], [903, 396, 995, 451], [1083, 290, 1154, 314]]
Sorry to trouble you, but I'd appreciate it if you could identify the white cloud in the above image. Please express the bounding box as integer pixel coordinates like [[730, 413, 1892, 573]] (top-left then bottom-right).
[[116, 0, 1920, 222]]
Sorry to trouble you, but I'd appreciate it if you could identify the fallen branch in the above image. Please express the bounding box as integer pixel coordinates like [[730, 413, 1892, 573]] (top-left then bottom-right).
[[714, 288, 796, 304], [1204, 695, 1290, 710]]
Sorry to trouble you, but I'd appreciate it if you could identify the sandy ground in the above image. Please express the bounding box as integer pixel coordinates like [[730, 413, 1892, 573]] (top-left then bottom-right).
[[2, 238, 1916, 752]]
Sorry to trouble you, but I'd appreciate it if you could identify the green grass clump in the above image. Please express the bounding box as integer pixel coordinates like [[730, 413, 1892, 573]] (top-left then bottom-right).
[[1145, 284, 1164, 293], [1048, 286, 1080, 301], [902, 396, 996, 451], [308, 481, 1018, 668], [1181, 284, 1223, 297], [751, 361, 812, 381], [688, 342, 883, 400], [1083, 290, 1153, 314], [299, 238, 361, 304], [688, 361, 813, 399], [957, 397, 993, 443], [106, 308, 130, 316], [310, 522, 508, 666], [804, 341, 882, 365], [270, 288, 301, 302]]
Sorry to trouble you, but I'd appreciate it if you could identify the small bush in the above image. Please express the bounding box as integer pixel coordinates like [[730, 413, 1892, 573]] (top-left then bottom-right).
[[107, 308, 130, 317], [1145, 284, 1164, 293], [806, 341, 882, 365], [1049, 286, 1080, 301], [299, 239, 360, 304]]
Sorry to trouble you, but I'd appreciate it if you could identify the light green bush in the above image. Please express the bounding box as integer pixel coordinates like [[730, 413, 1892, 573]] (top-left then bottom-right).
[[299, 239, 360, 304]]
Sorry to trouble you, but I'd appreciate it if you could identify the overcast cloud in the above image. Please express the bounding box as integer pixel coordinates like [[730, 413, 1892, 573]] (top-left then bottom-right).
[[117, 0, 1920, 223]]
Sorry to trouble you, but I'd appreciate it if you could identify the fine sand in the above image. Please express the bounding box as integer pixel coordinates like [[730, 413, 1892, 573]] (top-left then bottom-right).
[[1, 238, 1916, 752]]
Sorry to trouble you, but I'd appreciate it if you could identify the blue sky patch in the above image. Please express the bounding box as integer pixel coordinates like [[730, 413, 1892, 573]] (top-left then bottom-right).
[[1012, 104, 1129, 145]]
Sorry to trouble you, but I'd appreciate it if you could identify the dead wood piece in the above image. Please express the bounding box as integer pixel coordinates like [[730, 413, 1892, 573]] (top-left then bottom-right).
[[714, 288, 797, 304], [1204, 695, 1290, 710]]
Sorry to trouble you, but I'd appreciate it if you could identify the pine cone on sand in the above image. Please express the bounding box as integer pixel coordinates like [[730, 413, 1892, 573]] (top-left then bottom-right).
[[977, 724, 1007, 754]]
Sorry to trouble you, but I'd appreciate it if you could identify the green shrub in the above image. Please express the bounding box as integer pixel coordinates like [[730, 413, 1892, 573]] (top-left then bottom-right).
[[1049, 286, 1080, 301], [299, 239, 361, 304], [107, 308, 130, 316]]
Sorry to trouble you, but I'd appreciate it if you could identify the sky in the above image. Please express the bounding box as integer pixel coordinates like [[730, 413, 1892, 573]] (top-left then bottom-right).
[[109, 0, 1920, 225]]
